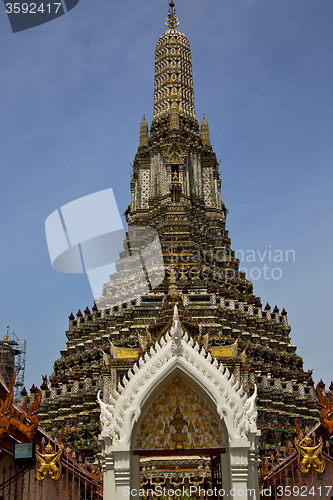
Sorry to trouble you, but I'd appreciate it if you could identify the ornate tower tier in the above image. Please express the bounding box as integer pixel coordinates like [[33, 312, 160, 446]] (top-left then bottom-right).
[[153, 1, 195, 120], [129, 4, 238, 290]]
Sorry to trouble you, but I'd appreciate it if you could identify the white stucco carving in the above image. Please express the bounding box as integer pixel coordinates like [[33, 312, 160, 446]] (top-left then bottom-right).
[[98, 305, 257, 446], [98, 305, 260, 500]]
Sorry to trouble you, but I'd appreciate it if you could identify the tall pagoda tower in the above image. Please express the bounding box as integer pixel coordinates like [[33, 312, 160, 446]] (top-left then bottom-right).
[[38, 1, 319, 461]]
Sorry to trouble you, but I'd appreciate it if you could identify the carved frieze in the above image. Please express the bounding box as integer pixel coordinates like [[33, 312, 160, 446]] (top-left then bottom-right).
[[135, 377, 225, 451]]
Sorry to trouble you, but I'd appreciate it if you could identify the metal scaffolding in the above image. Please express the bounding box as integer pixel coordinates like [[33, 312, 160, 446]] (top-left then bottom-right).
[[0, 326, 27, 402]]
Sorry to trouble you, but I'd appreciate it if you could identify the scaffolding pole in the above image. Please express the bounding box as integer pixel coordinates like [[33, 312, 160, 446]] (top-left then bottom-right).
[[0, 327, 27, 402]]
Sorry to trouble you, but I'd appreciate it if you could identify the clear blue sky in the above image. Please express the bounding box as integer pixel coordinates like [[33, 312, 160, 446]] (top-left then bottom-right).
[[1, 0, 332, 392]]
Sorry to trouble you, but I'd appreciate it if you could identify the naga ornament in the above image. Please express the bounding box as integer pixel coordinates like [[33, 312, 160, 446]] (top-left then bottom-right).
[[0, 373, 41, 441], [316, 382, 333, 436]]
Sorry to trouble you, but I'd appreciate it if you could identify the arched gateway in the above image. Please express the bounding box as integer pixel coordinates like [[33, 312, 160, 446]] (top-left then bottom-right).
[[98, 306, 260, 500]]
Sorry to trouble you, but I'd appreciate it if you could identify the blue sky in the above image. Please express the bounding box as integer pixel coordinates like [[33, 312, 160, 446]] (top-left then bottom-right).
[[0, 0, 332, 393]]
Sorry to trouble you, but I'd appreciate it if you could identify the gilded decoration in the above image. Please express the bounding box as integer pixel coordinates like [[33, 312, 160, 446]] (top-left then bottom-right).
[[210, 345, 237, 358], [165, 1, 179, 30], [0, 373, 41, 441], [35, 443, 62, 481], [295, 438, 325, 474], [295, 419, 325, 474], [316, 382, 333, 436], [116, 349, 139, 359], [135, 377, 224, 451]]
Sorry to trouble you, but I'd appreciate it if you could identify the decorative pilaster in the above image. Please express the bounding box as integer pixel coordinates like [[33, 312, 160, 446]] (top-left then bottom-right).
[[102, 366, 112, 402], [170, 101, 180, 131]]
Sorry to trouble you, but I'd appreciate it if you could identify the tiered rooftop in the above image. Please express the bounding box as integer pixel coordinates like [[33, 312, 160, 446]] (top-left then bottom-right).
[[37, 282, 318, 456]]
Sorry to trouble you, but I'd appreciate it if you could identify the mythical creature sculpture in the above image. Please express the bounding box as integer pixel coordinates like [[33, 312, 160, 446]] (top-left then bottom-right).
[[97, 390, 119, 443], [100, 349, 110, 367], [295, 437, 325, 474], [221, 201, 228, 218], [0, 373, 41, 441], [35, 443, 62, 481], [316, 382, 333, 436], [294, 418, 325, 474], [123, 203, 131, 222]]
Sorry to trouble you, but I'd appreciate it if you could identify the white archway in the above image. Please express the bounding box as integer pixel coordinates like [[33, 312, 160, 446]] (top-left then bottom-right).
[[98, 306, 260, 500]]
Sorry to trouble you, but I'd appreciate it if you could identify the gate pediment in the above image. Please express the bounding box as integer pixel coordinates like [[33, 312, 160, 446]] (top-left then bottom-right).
[[98, 306, 257, 446]]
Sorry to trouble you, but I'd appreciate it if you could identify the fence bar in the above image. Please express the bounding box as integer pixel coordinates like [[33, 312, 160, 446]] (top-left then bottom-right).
[[72, 457, 75, 500], [1, 467, 5, 500], [39, 473, 43, 500], [8, 463, 12, 500], [78, 455, 82, 500], [14, 465, 18, 500], [327, 446, 333, 500], [84, 474, 88, 500], [46, 467, 50, 500], [65, 449, 69, 500], [310, 465, 315, 499], [304, 464, 310, 500], [20, 466, 26, 500], [33, 462, 37, 500]]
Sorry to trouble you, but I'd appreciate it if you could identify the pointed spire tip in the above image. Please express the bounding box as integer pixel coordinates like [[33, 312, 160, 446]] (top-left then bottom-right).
[[165, 0, 179, 29]]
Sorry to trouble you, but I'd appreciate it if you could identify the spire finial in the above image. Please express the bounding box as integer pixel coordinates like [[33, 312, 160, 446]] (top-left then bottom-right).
[[4, 326, 10, 342], [165, 1, 179, 29]]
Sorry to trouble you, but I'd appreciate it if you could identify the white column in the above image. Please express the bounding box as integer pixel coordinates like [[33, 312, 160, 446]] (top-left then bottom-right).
[[229, 442, 250, 500], [113, 448, 131, 500], [102, 455, 116, 500], [247, 430, 261, 500], [220, 451, 231, 494], [130, 454, 140, 499]]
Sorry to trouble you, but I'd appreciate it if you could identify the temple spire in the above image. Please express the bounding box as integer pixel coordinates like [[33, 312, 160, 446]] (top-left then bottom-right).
[[201, 114, 211, 147], [139, 114, 149, 147], [154, 2, 195, 119], [165, 1, 179, 29]]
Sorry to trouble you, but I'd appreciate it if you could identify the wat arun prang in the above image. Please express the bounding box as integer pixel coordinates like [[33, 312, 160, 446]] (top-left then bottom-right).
[[37, 1, 319, 461]]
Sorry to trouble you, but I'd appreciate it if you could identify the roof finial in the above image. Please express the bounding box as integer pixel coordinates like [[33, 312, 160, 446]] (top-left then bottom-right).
[[4, 326, 10, 342], [165, 1, 179, 29]]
